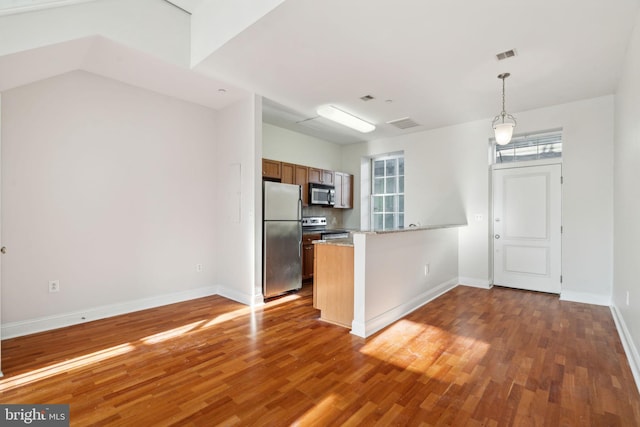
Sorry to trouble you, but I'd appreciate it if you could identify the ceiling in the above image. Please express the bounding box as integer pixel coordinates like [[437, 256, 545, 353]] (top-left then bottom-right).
[[194, 0, 640, 144], [0, 36, 250, 109], [1, 1, 638, 145]]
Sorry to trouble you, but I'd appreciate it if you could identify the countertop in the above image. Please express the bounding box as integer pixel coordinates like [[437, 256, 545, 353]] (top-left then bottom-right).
[[354, 223, 466, 235], [312, 223, 466, 247], [313, 238, 354, 247]]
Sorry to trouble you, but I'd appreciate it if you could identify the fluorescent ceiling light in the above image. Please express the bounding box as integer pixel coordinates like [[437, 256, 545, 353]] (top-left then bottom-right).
[[316, 105, 375, 133]]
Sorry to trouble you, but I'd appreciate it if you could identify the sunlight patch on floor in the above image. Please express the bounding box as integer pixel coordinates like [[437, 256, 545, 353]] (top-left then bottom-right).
[[1, 293, 305, 389], [292, 393, 338, 426], [201, 293, 300, 328], [141, 320, 206, 344], [0, 343, 135, 392], [359, 319, 489, 375]]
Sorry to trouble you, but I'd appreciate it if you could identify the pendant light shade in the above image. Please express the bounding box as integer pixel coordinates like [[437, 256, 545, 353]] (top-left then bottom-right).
[[494, 122, 515, 145], [492, 73, 516, 145]]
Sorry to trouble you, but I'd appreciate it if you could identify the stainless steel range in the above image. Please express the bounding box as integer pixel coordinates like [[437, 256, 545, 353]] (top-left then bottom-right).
[[302, 216, 350, 240]]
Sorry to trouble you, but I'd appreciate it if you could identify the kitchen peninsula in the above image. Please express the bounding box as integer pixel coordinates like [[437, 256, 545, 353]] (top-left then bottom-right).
[[313, 224, 464, 338]]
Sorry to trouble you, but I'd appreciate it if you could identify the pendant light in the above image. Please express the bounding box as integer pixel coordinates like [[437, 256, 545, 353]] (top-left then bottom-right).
[[492, 73, 517, 145]]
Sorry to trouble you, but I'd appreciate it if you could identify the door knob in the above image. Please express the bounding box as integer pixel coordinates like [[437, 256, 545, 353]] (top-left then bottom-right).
[[494, 234, 500, 239], [1, 246, 6, 254]]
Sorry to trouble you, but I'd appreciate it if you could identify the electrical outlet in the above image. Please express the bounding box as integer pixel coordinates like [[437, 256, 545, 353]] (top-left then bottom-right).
[[626, 291, 630, 306], [196, 264, 203, 273], [424, 264, 430, 276], [49, 280, 60, 293]]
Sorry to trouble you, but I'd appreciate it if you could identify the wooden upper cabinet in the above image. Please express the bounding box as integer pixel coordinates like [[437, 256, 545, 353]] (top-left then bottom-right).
[[262, 159, 346, 208], [323, 169, 335, 185], [281, 162, 295, 184], [334, 172, 353, 209], [295, 165, 309, 206], [282, 162, 308, 206], [308, 167, 321, 184], [309, 167, 334, 185], [262, 159, 281, 180]]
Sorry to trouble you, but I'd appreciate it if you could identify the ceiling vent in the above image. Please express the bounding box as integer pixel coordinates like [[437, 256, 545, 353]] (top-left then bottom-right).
[[387, 117, 420, 130], [360, 94, 375, 101], [496, 49, 517, 61]]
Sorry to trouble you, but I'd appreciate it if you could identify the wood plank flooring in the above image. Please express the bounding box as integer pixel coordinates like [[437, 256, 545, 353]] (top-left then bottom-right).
[[1, 285, 639, 426]]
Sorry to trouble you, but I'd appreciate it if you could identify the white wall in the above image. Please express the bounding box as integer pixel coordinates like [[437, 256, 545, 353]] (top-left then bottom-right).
[[215, 96, 263, 305], [613, 10, 640, 386], [191, 0, 285, 66], [342, 96, 615, 301], [1, 70, 220, 335], [341, 121, 493, 287], [517, 97, 614, 305], [262, 122, 344, 171], [352, 227, 459, 337], [0, 0, 190, 66]]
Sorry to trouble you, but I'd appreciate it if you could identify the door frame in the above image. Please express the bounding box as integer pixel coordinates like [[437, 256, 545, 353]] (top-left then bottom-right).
[[490, 159, 563, 291]]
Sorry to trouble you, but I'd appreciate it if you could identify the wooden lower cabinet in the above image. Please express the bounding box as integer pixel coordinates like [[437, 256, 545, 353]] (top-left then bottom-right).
[[313, 243, 354, 328], [302, 233, 320, 282]]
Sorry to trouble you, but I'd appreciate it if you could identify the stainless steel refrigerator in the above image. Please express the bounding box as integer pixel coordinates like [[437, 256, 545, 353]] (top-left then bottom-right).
[[263, 181, 302, 298]]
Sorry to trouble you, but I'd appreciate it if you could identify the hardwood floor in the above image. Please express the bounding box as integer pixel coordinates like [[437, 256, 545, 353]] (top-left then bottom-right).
[[1, 285, 639, 426]]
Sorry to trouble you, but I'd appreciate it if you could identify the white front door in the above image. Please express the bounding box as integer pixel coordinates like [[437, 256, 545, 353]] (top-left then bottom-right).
[[492, 163, 562, 294]]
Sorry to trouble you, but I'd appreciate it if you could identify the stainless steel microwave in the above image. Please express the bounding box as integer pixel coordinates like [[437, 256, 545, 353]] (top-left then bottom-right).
[[309, 183, 335, 206]]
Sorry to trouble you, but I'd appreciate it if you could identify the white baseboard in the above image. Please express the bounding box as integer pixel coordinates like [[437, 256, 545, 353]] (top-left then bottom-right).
[[458, 277, 492, 289], [610, 304, 640, 394], [217, 285, 262, 306], [351, 277, 459, 338], [560, 290, 611, 306], [2, 285, 219, 339]]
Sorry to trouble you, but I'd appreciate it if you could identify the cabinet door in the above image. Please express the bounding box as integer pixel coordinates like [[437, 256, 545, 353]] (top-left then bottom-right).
[[295, 165, 309, 206], [333, 172, 353, 209], [262, 159, 281, 179], [281, 162, 295, 184], [308, 167, 322, 184], [342, 173, 353, 208], [334, 172, 344, 208], [322, 170, 334, 185], [302, 233, 320, 282], [309, 167, 334, 185], [302, 243, 314, 281]]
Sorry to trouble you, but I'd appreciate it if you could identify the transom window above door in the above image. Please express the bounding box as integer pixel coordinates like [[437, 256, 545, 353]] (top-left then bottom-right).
[[494, 130, 562, 164]]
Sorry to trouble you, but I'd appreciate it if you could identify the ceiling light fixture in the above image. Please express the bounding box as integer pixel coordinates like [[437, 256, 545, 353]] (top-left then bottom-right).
[[316, 105, 376, 133], [492, 73, 517, 145]]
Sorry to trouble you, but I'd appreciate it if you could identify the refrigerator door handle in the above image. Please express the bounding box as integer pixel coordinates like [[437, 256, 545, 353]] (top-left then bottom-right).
[[298, 197, 303, 259]]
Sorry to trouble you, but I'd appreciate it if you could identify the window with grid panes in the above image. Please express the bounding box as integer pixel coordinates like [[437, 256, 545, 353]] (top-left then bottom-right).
[[371, 154, 404, 230]]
